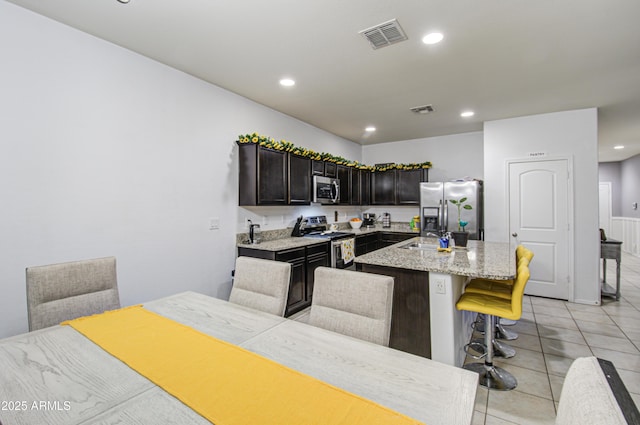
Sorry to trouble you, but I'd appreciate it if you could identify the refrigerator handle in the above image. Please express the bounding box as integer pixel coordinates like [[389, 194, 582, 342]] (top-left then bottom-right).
[[443, 198, 449, 233]]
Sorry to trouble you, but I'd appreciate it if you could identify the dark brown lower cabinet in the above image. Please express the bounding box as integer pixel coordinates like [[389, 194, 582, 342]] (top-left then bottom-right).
[[357, 263, 431, 358], [377, 232, 415, 249], [355, 233, 378, 256], [237, 242, 328, 317]]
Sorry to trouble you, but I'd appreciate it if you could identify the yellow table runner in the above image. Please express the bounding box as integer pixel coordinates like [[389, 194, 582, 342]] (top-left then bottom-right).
[[63, 306, 424, 425]]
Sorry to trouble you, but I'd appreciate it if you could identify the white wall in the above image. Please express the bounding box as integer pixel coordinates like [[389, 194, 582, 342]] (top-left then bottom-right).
[[362, 132, 484, 183], [484, 109, 600, 304], [0, 1, 360, 338]]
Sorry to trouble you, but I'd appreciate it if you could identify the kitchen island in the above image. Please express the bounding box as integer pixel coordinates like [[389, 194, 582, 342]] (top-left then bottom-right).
[[355, 237, 515, 367]]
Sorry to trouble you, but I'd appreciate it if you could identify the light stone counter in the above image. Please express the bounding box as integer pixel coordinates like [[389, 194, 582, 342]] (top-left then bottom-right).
[[355, 237, 516, 280], [236, 224, 419, 252], [237, 237, 328, 252]]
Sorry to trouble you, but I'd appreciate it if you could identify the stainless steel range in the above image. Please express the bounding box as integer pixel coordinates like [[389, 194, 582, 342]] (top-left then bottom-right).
[[297, 215, 355, 269]]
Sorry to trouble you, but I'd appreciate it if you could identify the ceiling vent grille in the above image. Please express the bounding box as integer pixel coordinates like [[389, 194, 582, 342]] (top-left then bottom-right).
[[410, 104, 435, 114], [359, 19, 408, 50]]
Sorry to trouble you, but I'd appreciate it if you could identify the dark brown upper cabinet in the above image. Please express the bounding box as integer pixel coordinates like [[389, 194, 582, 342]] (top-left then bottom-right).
[[336, 164, 351, 205], [324, 161, 337, 178], [288, 154, 311, 204], [238, 143, 311, 206], [370, 168, 429, 205], [311, 160, 325, 176], [371, 170, 396, 205], [396, 168, 429, 205]]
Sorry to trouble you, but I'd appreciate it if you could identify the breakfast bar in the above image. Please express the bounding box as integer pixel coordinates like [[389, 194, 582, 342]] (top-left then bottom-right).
[[356, 237, 516, 367]]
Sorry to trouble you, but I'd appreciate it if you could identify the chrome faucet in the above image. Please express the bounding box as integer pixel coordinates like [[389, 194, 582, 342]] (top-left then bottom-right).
[[424, 232, 441, 238]]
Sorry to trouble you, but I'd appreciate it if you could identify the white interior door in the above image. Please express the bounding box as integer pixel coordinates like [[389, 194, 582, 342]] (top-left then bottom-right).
[[598, 182, 612, 237], [509, 159, 572, 300]]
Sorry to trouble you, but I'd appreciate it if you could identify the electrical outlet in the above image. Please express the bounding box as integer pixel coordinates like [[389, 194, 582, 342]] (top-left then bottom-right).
[[209, 217, 220, 230], [435, 279, 446, 294]]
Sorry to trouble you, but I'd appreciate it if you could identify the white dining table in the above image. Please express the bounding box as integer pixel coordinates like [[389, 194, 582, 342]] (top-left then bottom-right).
[[0, 291, 478, 425]]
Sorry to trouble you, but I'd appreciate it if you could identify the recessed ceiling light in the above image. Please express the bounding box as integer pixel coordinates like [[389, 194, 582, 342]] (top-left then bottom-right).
[[422, 32, 444, 45], [460, 111, 475, 118], [279, 78, 295, 87], [117, 0, 130, 3], [614, 145, 625, 150], [365, 126, 376, 132]]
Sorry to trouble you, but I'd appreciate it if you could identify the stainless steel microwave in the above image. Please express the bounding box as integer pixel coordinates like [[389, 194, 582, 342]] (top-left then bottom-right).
[[313, 176, 340, 204]]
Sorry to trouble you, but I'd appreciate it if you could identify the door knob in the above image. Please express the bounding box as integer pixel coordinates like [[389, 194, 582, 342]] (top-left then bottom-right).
[[512, 233, 518, 237]]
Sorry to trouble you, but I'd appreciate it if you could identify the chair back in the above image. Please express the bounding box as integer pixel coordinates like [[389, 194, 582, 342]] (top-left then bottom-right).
[[556, 357, 635, 425], [516, 245, 534, 265], [508, 264, 530, 320], [26, 256, 120, 331], [229, 256, 291, 316], [309, 267, 394, 346]]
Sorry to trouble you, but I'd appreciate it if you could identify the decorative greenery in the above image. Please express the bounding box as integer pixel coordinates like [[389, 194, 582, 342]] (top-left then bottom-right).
[[448, 197, 473, 231], [236, 132, 432, 172]]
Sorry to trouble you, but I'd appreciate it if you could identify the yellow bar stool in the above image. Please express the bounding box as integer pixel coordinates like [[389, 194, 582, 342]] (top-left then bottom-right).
[[456, 265, 530, 390], [466, 246, 534, 335], [464, 260, 530, 359]]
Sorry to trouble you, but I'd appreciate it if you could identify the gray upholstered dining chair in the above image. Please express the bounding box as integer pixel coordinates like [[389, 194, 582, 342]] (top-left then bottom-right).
[[229, 256, 292, 317], [308, 267, 394, 346], [26, 256, 121, 331]]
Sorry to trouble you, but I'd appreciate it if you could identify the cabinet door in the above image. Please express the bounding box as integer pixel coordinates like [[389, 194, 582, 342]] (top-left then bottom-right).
[[396, 169, 428, 205], [351, 168, 361, 205], [324, 162, 337, 178], [311, 160, 325, 176], [361, 170, 371, 205], [337, 165, 351, 205], [276, 248, 307, 316], [288, 154, 311, 205], [306, 252, 328, 304], [371, 170, 396, 205], [258, 147, 287, 205]]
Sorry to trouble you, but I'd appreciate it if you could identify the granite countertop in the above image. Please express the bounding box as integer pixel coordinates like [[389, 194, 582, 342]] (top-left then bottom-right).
[[236, 224, 420, 252], [355, 237, 516, 280]]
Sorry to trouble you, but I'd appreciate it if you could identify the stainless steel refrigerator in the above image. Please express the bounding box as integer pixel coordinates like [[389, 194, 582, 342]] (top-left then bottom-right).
[[420, 180, 484, 240]]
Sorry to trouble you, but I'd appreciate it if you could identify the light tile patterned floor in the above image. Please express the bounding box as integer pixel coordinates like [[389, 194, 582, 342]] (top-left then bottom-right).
[[469, 252, 640, 425]]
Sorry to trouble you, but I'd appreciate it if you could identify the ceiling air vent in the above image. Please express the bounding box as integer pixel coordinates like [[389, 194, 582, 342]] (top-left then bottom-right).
[[410, 104, 435, 114], [359, 19, 408, 50]]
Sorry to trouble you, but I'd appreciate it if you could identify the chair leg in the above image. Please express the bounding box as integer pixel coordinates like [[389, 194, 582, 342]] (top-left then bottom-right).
[[474, 315, 519, 340], [492, 339, 516, 358], [495, 322, 518, 340], [469, 337, 516, 359], [464, 314, 517, 390], [500, 319, 517, 326]]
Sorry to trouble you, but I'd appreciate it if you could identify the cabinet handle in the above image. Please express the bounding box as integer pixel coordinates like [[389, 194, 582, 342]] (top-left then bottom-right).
[[512, 232, 518, 237]]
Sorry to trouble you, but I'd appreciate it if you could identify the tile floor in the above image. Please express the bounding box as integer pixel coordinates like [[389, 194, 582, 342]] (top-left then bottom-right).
[[469, 251, 640, 425]]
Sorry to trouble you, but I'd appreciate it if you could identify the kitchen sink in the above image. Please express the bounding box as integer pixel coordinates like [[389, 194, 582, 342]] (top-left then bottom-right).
[[399, 239, 439, 250]]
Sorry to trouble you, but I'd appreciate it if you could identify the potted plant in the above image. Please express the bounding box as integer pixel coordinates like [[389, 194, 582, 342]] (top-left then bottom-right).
[[448, 197, 472, 247]]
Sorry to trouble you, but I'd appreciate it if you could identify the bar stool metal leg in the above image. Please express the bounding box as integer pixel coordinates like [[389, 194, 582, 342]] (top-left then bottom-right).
[[495, 322, 518, 340], [474, 315, 519, 340], [464, 314, 517, 390]]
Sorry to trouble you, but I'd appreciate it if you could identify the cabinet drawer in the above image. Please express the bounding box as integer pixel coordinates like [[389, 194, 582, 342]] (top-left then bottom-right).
[[275, 247, 306, 262], [379, 232, 414, 243], [306, 242, 329, 256]]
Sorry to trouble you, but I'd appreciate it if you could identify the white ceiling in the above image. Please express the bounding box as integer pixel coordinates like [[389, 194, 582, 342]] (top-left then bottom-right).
[[7, 0, 640, 162]]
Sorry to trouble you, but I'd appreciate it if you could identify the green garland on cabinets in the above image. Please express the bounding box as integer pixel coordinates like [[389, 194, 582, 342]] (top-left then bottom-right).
[[236, 132, 432, 171]]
